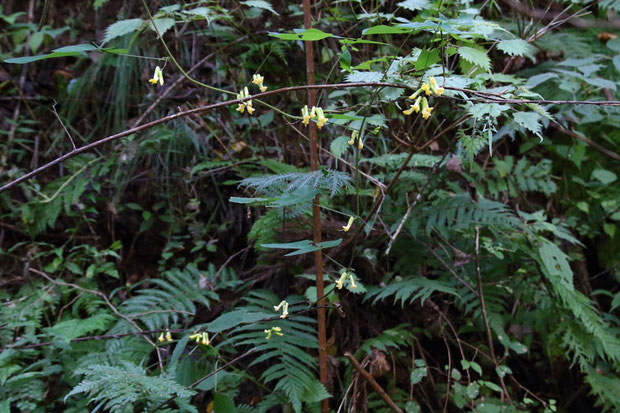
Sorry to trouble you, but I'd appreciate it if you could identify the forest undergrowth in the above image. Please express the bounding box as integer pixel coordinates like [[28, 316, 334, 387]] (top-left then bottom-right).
[[1, 0, 620, 412]]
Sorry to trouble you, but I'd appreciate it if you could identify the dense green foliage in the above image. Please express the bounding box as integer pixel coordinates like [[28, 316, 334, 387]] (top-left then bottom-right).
[[1, 0, 619, 412]]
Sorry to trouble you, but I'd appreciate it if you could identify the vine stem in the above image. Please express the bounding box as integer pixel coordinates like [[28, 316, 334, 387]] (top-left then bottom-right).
[[2, 81, 618, 194], [302, 1, 329, 411]]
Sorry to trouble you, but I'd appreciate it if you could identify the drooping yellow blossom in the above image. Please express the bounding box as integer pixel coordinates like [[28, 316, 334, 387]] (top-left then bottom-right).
[[421, 83, 432, 96], [349, 274, 357, 289], [314, 107, 328, 129], [189, 331, 210, 346], [252, 73, 268, 92], [201, 333, 210, 346], [301, 105, 313, 126], [149, 66, 164, 86], [403, 97, 421, 116], [421, 97, 433, 119], [236, 87, 255, 115], [335, 272, 348, 289], [264, 327, 283, 340], [342, 216, 355, 232], [158, 332, 165, 343], [428, 76, 444, 96], [165, 331, 173, 342], [408, 88, 422, 100], [348, 130, 359, 146], [274, 300, 289, 319]]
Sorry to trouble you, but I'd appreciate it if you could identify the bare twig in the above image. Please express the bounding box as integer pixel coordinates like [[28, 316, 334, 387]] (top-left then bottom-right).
[[52, 100, 76, 149], [344, 352, 403, 413]]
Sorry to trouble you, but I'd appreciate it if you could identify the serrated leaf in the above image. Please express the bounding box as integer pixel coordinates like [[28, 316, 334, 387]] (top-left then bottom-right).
[[512, 111, 542, 137], [458, 46, 491, 71], [411, 367, 428, 384], [241, 0, 279, 15], [345, 71, 383, 83], [149, 18, 175, 37], [497, 39, 534, 57], [331, 136, 350, 158], [103, 18, 144, 44], [398, 0, 431, 11]]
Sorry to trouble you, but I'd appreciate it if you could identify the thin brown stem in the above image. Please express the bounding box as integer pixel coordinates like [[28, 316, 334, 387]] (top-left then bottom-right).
[[345, 352, 403, 413]]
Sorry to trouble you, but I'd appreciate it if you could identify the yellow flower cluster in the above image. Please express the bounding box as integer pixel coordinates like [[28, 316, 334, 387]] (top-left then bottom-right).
[[157, 330, 173, 343], [347, 130, 363, 149], [236, 87, 255, 115], [264, 327, 283, 340], [189, 331, 211, 346], [252, 73, 268, 92], [402, 77, 444, 120], [301, 105, 328, 129], [274, 300, 289, 319], [149, 66, 164, 86], [335, 271, 357, 290]]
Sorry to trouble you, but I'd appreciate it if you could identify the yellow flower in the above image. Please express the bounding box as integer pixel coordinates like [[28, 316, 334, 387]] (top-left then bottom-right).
[[236, 104, 245, 113], [411, 97, 421, 112], [201, 333, 211, 346], [348, 274, 357, 289], [149, 66, 164, 86], [421, 83, 431, 96], [235, 87, 255, 115], [274, 300, 289, 319], [246, 103, 255, 115], [315, 107, 328, 129], [260, 85, 267, 92], [357, 138, 363, 149], [335, 272, 348, 289], [158, 332, 165, 343], [252, 74, 264, 86], [302, 105, 311, 126], [422, 106, 433, 119], [408, 88, 421, 100], [429, 77, 437, 87], [428, 77, 444, 96], [342, 216, 355, 232], [165, 331, 173, 342], [403, 106, 414, 116]]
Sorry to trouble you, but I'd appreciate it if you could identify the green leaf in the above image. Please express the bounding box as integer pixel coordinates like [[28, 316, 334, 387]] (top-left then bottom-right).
[[411, 367, 428, 384], [261, 239, 343, 256], [269, 28, 334, 41], [149, 18, 175, 37], [29, 32, 46, 53], [344, 71, 383, 83], [415, 48, 440, 71], [362, 25, 414, 35], [458, 46, 491, 71], [208, 309, 267, 332], [398, 0, 431, 11], [213, 392, 237, 412], [331, 136, 351, 158], [591, 169, 617, 185], [102, 18, 144, 44], [241, 0, 279, 15], [539, 239, 574, 291], [466, 382, 480, 399], [512, 111, 542, 138], [497, 39, 534, 57]]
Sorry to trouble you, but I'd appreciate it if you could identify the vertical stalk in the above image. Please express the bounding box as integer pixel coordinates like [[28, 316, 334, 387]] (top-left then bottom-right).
[[302, 1, 329, 412]]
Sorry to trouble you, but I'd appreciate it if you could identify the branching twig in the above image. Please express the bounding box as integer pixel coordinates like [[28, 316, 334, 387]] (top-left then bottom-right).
[[51, 100, 76, 149], [345, 352, 403, 413]]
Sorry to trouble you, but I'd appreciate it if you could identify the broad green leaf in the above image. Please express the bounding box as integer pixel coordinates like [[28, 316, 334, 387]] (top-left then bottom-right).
[[344, 71, 383, 83], [269, 28, 334, 41], [410, 367, 428, 384], [591, 169, 617, 185], [539, 239, 574, 291], [102, 18, 144, 44], [29, 31, 46, 53], [330, 136, 351, 158], [398, 0, 431, 11], [414, 48, 440, 71], [208, 309, 268, 332], [497, 39, 534, 57], [213, 393, 237, 413], [458, 46, 491, 71], [149, 18, 175, 36], [466, 382, 480, 399], [2, 43, 118, 64], [584, 76, 617, 91], [241, 0, 279, 15]]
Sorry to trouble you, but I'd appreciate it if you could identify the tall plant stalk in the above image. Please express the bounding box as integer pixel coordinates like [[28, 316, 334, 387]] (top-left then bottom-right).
[[302, 0, 329, 411]]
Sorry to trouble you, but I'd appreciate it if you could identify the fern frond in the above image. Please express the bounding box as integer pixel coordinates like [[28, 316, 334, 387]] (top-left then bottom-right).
[[365, 276, 458, 307]]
